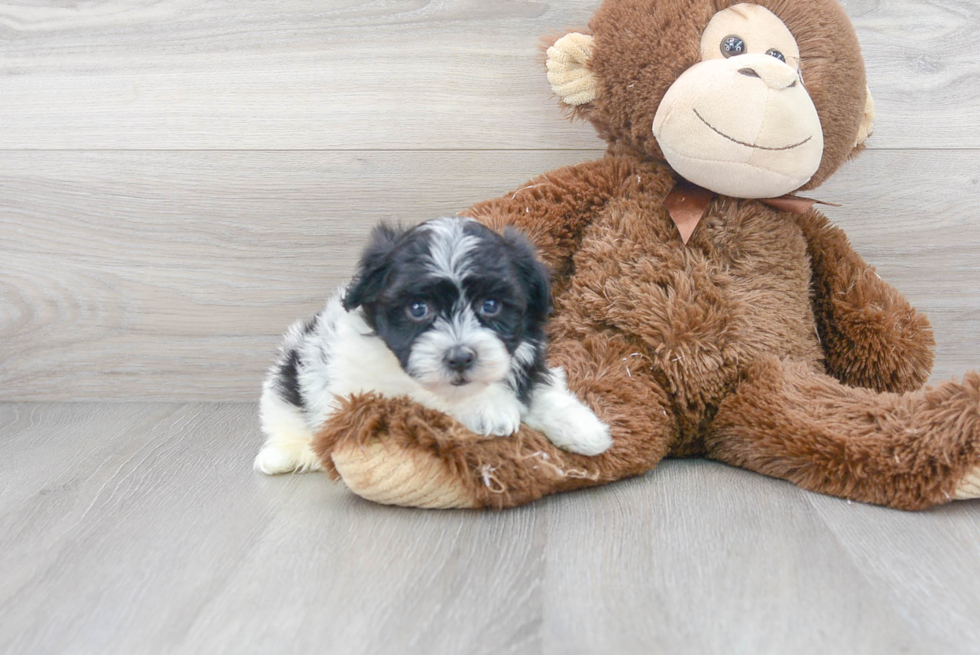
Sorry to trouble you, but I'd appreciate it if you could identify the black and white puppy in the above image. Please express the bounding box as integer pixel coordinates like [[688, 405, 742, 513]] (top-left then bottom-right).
[[254, 217, 612, 475]]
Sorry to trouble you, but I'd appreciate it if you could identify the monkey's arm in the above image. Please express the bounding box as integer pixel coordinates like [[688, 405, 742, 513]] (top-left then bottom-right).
[[796, 210, 935, 393], [464, 157, 636, 284]]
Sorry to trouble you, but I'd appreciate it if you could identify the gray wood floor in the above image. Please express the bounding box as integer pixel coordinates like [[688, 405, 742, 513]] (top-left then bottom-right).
[[1, 402, 979, 655], [3, 0, 980, 653]]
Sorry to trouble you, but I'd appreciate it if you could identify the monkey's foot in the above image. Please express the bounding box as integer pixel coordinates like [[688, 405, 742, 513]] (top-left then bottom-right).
[[312, 393, 487, 509], [331, 439, 477, 509], [955, 467, 980, 500]]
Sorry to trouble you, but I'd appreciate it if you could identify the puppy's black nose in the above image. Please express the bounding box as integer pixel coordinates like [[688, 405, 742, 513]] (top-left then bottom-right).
[[446, 347, 476, 372]]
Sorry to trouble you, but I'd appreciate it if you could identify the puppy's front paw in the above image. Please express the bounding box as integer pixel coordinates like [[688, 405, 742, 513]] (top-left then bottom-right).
[[456, 404, 522, 437], [526, 374, 613, 456], [539, 403, 613, 456]]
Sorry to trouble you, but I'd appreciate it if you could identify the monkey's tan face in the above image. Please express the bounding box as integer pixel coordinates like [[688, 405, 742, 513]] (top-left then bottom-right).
[[652, 3, 823, 198]]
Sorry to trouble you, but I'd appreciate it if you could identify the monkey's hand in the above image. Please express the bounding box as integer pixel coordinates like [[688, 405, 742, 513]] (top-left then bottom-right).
[[797, 210, 935, 393]]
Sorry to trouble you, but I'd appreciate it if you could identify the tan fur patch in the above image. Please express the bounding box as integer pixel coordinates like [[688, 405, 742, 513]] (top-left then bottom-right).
[[855, 86, 876, 147], [332, 440, 476, 509], [546, 33, 598, 106], [955, 468, 980, 500]]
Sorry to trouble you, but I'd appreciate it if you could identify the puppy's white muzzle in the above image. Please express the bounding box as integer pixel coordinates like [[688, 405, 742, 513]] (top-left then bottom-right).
[[407, 314, 511, 398]]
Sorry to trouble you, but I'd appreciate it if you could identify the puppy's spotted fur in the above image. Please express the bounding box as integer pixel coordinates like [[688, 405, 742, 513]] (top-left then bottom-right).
[[255, 217, 612, 475]]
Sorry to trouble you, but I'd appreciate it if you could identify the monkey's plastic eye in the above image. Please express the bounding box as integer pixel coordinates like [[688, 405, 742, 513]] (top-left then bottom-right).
[[407, 301, 429, 320], [766, 49, 786, 62], [479, 299, 501, 317], [721, 35, 745, 58]]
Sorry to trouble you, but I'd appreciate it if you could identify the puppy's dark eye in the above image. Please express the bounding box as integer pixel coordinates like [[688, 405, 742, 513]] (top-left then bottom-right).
[[766, 49, 786, 62], [478, 299, 500, 317], [721, 35, 745, 58], [406, 301, 429, 321]]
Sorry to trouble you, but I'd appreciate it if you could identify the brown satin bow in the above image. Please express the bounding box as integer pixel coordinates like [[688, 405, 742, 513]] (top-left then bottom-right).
[[663, 179, 841, 244]]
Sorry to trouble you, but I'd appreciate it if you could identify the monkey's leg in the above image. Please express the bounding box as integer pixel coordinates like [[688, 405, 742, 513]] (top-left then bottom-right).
[[313, 333, 677, 509], [705, 358, 980, 509]]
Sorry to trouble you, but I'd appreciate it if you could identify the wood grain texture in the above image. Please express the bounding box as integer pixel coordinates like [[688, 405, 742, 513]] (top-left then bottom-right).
[[0, 149, 599, 401], [2, 149, 979, 401], [0, 402, 978, 655], [848, 0, 980, 149], [543, 462, 941, 654], [0, 0, 978, 150]]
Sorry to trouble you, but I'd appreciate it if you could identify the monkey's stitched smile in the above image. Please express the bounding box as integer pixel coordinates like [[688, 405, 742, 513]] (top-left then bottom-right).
[[693, 108, 812, 151]]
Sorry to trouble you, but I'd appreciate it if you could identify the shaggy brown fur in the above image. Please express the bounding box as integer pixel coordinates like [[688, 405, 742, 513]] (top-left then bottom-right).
[[313, 0, 979, 510]]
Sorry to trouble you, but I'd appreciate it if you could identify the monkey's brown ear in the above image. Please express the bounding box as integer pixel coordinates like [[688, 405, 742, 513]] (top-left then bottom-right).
[[546, 33, 598, 107], [855, 86, 876, 147]]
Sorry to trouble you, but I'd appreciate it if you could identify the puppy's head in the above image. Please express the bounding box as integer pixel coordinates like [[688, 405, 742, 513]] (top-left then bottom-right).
[[343, 217, 551, 398]]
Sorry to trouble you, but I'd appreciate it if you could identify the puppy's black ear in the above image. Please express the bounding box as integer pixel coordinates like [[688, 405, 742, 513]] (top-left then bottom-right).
[[502, 227, 552, 323], [343, 223, 403, 311]]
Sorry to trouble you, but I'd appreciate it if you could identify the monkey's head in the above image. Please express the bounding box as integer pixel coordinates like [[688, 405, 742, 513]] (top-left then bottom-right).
[[546, 0, 874, 198]]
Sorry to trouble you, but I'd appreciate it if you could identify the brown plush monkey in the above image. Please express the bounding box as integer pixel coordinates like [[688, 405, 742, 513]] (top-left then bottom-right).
[[313, 0, 980, 510]]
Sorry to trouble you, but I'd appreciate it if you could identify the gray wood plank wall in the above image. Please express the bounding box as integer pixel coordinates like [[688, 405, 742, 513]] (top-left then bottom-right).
[[2, 0, 979, 401]]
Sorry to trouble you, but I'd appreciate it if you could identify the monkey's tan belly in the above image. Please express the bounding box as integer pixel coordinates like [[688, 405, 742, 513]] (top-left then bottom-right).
[[555, 203, 824, 440]]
